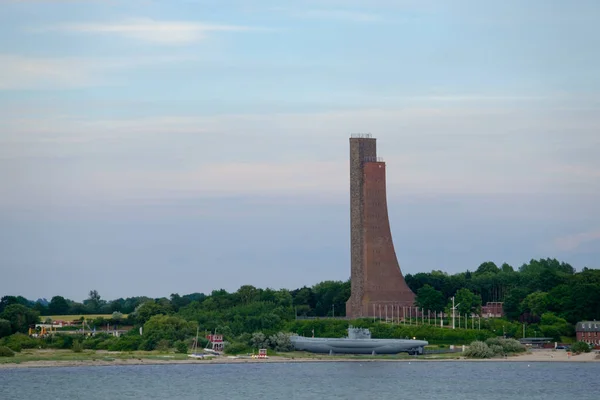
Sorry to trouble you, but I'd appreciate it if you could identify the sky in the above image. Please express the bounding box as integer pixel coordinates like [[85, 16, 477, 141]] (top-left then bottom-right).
[[1, 0, 599, 302]]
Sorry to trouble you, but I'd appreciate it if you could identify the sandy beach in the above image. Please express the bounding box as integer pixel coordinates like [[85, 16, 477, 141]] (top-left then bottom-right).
[[1, 349, 598, 369]]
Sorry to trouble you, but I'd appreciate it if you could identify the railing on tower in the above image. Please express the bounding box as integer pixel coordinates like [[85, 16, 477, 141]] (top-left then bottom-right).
[[350, 133, 373, 138], [364, 156, 384, 162]]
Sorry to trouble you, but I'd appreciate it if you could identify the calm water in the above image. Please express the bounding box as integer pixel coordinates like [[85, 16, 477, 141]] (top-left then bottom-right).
[[1, 362, 599, 399]]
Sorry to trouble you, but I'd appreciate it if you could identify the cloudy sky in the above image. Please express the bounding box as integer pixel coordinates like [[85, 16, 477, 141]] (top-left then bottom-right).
[[1, 0, 599, 302]]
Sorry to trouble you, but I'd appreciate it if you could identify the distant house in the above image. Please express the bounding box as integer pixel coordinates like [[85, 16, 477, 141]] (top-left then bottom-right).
[[481, 302, 504, 318], [576, 321, 600, 345]]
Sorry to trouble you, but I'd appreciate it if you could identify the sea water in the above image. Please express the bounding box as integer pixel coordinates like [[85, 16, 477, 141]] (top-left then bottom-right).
[[1, 361, 599, 399]]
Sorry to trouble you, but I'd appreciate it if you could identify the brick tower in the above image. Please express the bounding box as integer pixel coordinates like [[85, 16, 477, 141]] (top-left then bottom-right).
[[345, 134, 415, 318]]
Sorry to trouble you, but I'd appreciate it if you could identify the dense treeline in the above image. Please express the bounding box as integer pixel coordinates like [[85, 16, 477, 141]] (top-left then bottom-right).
[[405, 258, 600, 324], [1, 258, 599, 354]]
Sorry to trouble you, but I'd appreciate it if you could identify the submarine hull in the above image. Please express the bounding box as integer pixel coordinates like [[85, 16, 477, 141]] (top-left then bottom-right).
[[290, 336, 428, 355]]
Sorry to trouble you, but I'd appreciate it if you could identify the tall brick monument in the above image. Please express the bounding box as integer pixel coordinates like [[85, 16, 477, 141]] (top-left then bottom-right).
[[345, 134, 416, 318]]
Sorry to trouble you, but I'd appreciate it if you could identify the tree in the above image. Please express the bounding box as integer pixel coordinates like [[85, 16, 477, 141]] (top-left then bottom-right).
[[0, 296, 31, 313], [501, 263, 514, 273], [0, 319, 12, 338], [237, 285, 260, 305], [0, 304, 39, 334], [453, 288, 482, 316], [143, 315, 197, 348], [521, 291, 550, 317], [415, 285, 446, 312], [111, 312, 124, 323], [503, 288, 529, 320], [475, 262, 500, 276], [48, 296, 70, 315], [133, 301, 171, 324], [84, 290, 104, 313]]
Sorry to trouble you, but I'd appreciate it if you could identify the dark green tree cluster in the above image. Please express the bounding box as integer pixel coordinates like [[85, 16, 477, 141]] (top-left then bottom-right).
[[406, 258, 599, 324]]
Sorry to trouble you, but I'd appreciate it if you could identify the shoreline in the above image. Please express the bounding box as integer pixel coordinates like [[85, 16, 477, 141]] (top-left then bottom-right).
[[1, 350, 598, 369]]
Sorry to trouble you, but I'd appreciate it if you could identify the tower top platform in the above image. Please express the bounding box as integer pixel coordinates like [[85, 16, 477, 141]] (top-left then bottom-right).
[[350, 133, 374, 139]]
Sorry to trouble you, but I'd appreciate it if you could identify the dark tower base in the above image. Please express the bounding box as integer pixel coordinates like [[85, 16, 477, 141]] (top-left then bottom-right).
[[346, 135, 415, 319]]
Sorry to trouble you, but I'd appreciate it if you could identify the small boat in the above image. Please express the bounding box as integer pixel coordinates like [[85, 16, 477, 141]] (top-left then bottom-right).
[[187, 327, 210, 359]]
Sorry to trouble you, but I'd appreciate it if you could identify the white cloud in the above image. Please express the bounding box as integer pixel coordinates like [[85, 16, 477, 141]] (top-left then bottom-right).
[[52, 18, 259, 44], [0, 53, 194, 90], [2, 104, 600, 209]]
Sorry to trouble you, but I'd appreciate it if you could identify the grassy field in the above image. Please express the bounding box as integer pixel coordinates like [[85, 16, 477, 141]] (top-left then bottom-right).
[[47, 315, 128, 322], [0, 349, 189, 365]]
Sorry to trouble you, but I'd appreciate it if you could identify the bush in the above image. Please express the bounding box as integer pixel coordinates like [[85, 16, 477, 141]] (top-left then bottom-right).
[[251, 332, 268, 349], [0, 345, 15, 357], [572, 341, 591, 354], [108, 335, 142, 352], [501, 338, 526, 353], [175, 341, 188, 354], [224, 342, 250, 355], [464, 341, 495, 359], [268, 332, 293, 352], [485, 337, 526, 354], [0, 333, 39, 352], [156, 339, 170, 352], [72, 340, 83, 353], [489, 345, 504, 356], [46, 334, 75, 350]]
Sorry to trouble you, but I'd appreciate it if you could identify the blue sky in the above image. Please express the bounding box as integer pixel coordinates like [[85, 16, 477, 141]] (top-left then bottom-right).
[[1, 0, 599, 301]]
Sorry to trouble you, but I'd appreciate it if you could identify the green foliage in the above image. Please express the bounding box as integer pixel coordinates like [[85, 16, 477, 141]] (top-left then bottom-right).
[[49, 296, 70, 315], [571, 341, 591, 354], [464, 341, 495, 358], [175, 340, 188, 354], [415, 285, 446, 312], [0, 296, 32, 313], [521, 291, 550, 317], [133, 301, 173, 324], [0, 304, 39, 334], [72, 340, 83, 353], [0, 319, 12, 339], [451, 288, 482, 316], [156, 339, 170, 352], [141, 314, 196, 350], [405, 257, 597, 325], [475, 262, 500, 276], [0, 333, 39, 352], [1, 256, 597, 350], [485, 337, 526, 353], [0, 345, 15, 357], [489, 344, 503, 355], [108, 334, 142, 351], [224, 342, 251, 355], [44, 334, 75, 350], [539, 313, 573, 339], [251, 332, 268, 349], [268, 332, 294, 352]]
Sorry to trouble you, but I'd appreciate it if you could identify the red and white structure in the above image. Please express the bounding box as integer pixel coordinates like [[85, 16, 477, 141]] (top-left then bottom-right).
[[206, 333, 224, 352]]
